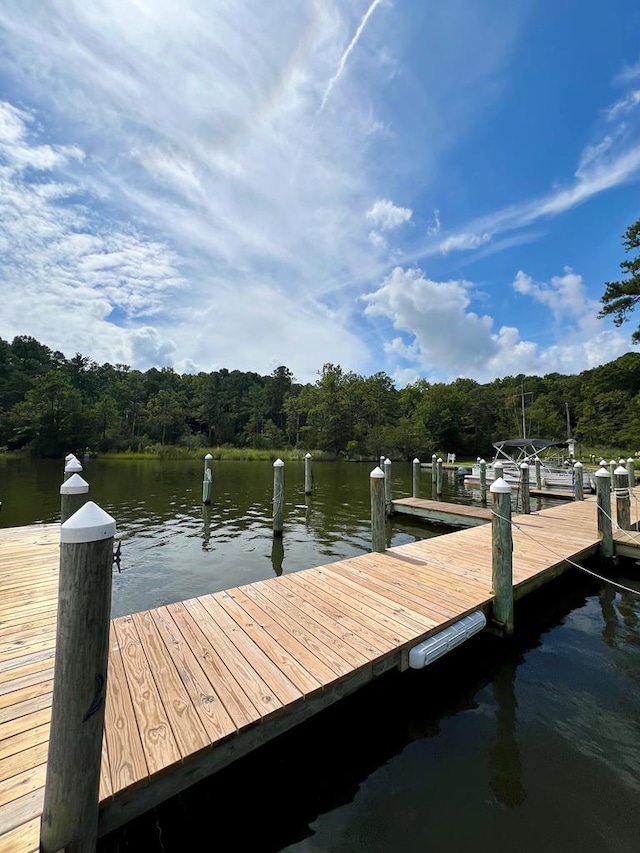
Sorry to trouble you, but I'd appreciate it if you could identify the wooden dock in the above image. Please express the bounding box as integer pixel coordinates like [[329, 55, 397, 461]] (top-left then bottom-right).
[[1, 496, 639, 851], [391, 497, 492, 527]]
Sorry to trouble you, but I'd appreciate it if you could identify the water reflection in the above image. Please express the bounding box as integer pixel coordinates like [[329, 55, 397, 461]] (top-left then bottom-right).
[[270, 536, 284, 576], [489, 659, 526, 808]]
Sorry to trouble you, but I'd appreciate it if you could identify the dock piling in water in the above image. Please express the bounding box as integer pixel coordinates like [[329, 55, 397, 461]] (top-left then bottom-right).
[[41, 501, 115, 853], [595, 468, 614, 557], [573, 461, 584, 501], [436, 457, 443, 495], [304, 453, 313, 495], [370, 466, 386, 553], [412, 458, 420, 499], [490, 477, 513, 637], [614, 465, 631, 531], [202, 453, 213, 504], [384, 458, 392, 515], [535, 458, 542, 489], [64, 457, 83, 482], [60, 473, 89, 523], [479, 459, 487, 504], [627, 457, 636, 487], [273, 458, 285, 537], [519, 463, 530, 514]]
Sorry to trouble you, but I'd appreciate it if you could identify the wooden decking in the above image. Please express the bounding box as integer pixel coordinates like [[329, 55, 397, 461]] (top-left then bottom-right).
[[392, 497, 492, 526], [1, 496, 637, 851]]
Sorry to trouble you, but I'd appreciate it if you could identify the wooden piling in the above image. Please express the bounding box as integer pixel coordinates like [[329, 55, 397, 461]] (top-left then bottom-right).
[[202, 453, 213, 504], [519, 463, 530, 514], [436, 457, 443, 495], [614, 465, 631, 531], [304, 453, 313, 495], [64, 458, 83, 482], [595, 468, 613, 557], [273, 458, 285, 537], [40, 501, 115, 853], [627, 457, 636, 487], [60, 473, 89, 523], [573, 461, 584, 501], [412, 457, 420, 499], [370, 467, 386, 553], [535, 457, 542, 489], [383, 458, 392, 515], [479, 459, 487, 504], [609, 459, 616, 491], [490, 477, 513, 637], [494, 461, 504, 481], [380, 455, 385, 470]]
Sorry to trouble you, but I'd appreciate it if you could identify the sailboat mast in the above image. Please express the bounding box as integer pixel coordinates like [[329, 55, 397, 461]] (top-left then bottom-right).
[[521, 380, 526, 439], [565, 402, 571, 439]]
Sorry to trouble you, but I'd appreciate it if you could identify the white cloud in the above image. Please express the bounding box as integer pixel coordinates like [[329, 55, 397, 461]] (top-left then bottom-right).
[[512, 267, 589, 322], [368, 229, 388, 248], [606, 90, 640, 121], [366, 199, 413, 231], [438, 231, 491, 254]]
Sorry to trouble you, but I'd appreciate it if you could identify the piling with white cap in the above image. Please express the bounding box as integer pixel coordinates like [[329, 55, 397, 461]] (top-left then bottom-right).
[[304, 453, 313, 495], [202, 453, 213, 504], [436, 457, 443, 495], [64, 457, 83, 482], [519, 463, 530, 514], [614, 465, 631, 531], [370, 467, 386, 553], [491, 477, 513, 637], [412, 458, 421, 499], [479, 459, 487, 504], [595, 468, 613, 557], [384, 458, 392, 515], [41, 502, 115, 853], [60, 473, 89, 523], [573, 461, 584, 501], [273, 458, 285, 537]]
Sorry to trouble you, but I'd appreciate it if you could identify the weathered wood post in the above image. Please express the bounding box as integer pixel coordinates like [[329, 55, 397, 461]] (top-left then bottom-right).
[[383, 457, 392, 516], [412, 457, 420, 499], [535, 457, 542, 489], [614, 465, 631, 531], [627, 457, 636, 489], [609, 459, 616, 491], [479, 459, 487, 504], [202, 453, 213, 504], [40, 501, 115, 853], [519, 463, 530, 514], [273, 458, 285, 537], [64, 457, 83, 482], [494, 461, 504, 481], [436, 457, 443, 495], [595, 468, 614, 558], [380, 455, 385, 470], [490, 477, 513, 637], [304, 453, 313, 495], [60, 474, 89, 524], [573, 461, 584, 501], [370, 466, 386, 553], [431, 453, 437, 498]]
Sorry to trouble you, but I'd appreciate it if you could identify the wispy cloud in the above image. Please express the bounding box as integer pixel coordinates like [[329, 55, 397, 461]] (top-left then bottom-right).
[[319, 0, 386, 112]]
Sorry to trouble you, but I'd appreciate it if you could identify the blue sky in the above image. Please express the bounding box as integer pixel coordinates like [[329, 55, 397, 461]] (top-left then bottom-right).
[[0, 0, 639, 385]]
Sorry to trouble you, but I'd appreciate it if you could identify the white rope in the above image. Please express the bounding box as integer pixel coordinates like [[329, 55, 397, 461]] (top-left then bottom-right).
[[490, 508, 640, 598], [596, 504, 640, 545]]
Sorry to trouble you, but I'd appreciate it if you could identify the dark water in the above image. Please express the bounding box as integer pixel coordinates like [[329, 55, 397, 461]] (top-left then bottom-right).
[[2, 456, 639, 852]]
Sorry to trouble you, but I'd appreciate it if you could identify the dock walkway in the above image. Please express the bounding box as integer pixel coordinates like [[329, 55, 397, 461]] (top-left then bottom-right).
[[1, 496, 638, 851]]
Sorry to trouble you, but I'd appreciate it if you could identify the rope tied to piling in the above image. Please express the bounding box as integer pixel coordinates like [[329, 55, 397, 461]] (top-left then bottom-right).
[[491, 507, 640, 597]]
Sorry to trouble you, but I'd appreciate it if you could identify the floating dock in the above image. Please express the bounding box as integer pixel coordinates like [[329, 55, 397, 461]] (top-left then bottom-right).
[[1, 496, 639, 851], [391, 497, 492, 527]]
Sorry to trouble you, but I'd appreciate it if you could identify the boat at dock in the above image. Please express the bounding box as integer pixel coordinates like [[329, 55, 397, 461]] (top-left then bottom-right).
[[463, 438, 595, 493]]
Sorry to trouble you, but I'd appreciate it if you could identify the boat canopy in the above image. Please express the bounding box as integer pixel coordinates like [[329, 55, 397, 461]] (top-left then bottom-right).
[[493, 438, 569, 451]]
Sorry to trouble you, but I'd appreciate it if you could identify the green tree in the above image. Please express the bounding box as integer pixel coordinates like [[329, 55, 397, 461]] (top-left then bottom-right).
[[599, 218, 640, 341]]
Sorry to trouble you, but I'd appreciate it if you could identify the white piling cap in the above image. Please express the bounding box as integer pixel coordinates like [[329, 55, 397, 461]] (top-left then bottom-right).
[[60, 501, 116, 543], [384, 457, 391, 464], [413, 457, 420, 464], [480, 459, 486, 464], [370, 466, 385, 478], [628, 457, 635, 463], [574, 461, 583, 468], [437, 457, 442, 463], [65, 453, 76, 462], [273, 458, 284, 467], [204, 453, 213, 460], [595, 468, 611, 478], [494, 461, 504, 469], [615, 465, 628, 475], [609, 459, 616, 464], [305, 452, 312, 459], [60, 474, 89, 495], [599, 459, 607, 467], [520, 462, 529, 469], [619, 458, 626, 465], [490, 477, 511, 494], [65, 459, 83, 473]]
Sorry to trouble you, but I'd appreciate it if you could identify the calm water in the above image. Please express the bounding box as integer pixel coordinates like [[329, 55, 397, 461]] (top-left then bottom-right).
[[1, 456, 639, 852]]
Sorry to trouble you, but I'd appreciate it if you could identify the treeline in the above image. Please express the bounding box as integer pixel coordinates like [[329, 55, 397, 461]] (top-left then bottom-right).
[[1, 335, 640, 458]]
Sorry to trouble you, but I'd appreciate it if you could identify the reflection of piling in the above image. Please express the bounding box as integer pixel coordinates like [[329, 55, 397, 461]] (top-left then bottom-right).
[[436, 457, 443, 495], [370, 467, 386, 553], [489, 661, 526, 808], [273, 458, 284, 537], [519, 463, 530, 514], [596, 468, 613, 557], [614, 465, 631, 531], [412, 458, 420, 498], [384, 458, 392, 516], [270, 536, 284, 576], [201, 503, 212, 549], [41, 502, 115, 853], [491, 477, 513, 637], [60, 474, 89, 523], [202, 453, 213, 504], [304, 453, 313, 495], [480, 459, 487, 504]]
